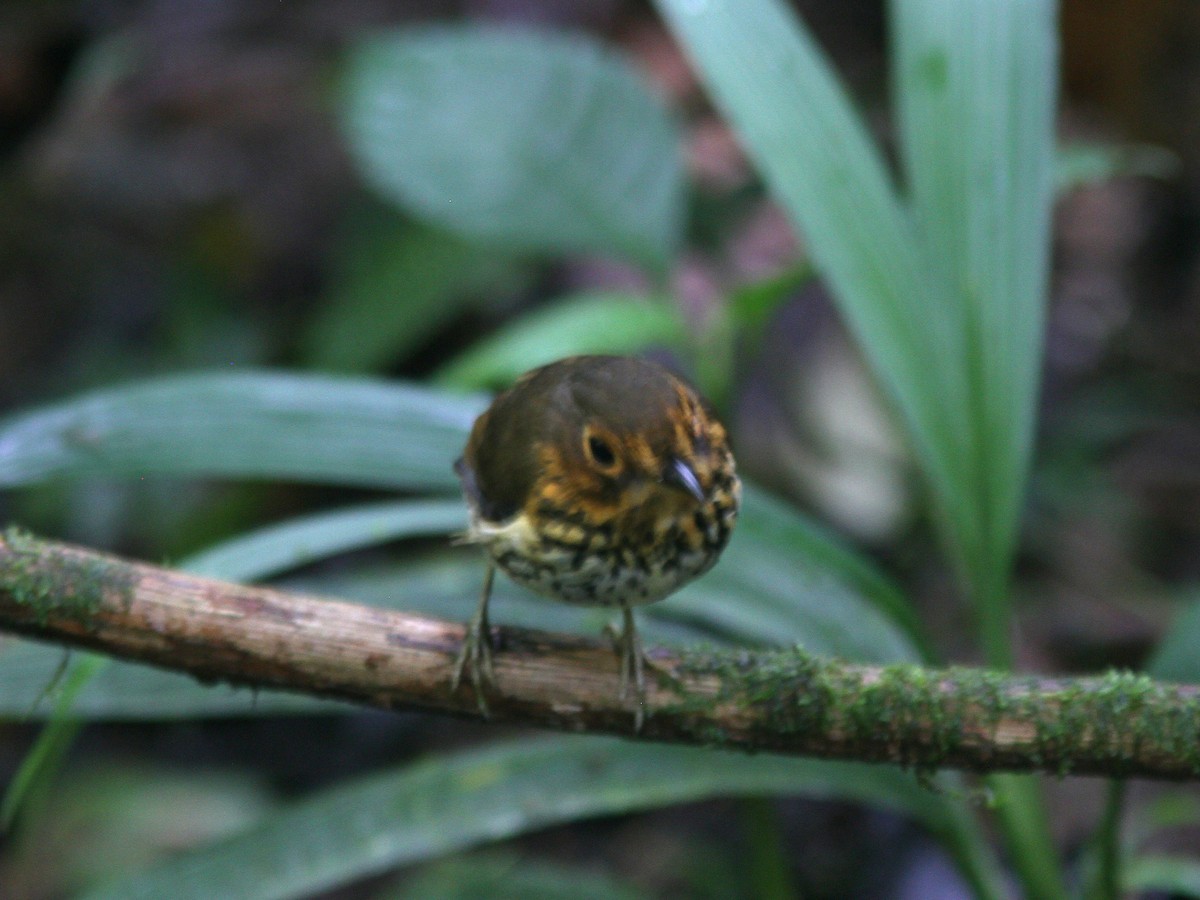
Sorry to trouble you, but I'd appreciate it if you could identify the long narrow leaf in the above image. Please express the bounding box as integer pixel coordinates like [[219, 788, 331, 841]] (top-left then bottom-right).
[[182, 500, 467, 581], [891, 5, 1061, 896], [1124, 855, 1200, 898], [0, 639, 344, 719], [388, 851, 649, 900], [0, 372, 483, 491], [654, 0, 1057, 647], [892, 0, 1057, 652], [434, 292, 688, 390], [82, 736, 972, 900], [0, 652, 103, 828], [651, 0, 969, 580]]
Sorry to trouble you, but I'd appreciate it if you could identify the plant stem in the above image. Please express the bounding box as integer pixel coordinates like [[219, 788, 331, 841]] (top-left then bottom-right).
[[969, 565, 1068, 900], [741, 797, 798, 900], [1080, 780, 1126, 900], [937, 791, 1012, 900], [988, 774, 1069, 900]]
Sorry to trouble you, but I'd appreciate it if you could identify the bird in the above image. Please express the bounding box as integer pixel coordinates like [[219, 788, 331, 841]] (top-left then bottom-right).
[[451, 354, 741, 729]]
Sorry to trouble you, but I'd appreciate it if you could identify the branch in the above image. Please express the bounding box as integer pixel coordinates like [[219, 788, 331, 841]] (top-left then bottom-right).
[[1, 528, 1198, 780]]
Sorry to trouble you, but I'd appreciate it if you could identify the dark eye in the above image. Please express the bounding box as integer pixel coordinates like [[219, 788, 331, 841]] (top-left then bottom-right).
[[587, 435, 617, 467]]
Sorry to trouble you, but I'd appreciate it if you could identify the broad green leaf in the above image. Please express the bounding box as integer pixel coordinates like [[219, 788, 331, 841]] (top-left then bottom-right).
[[434, 293, 689, 390], [84, 736, 974, 900], [1124, 855, 1200, 898], [0, 372, 484, 491], [300, 212, 523, 373], [342, 26, 684, 270]]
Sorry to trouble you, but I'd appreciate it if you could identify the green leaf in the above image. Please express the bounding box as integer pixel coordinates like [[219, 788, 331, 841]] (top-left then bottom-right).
[[1056, 141, 1178, 193], [341, 26, 684, 270], [727, 264, 812, 339], [888, 8, 1063, 896], [182, 500, 467, 581], [0, 639, 346, 719], [891, 0, 1058, 661], [654, 0, 1057, 661], [83, 736, 970, 900], [384, 851, 649, 900], [434, 293, 689, 390], [653, 7, 1060, 895], [0, 371, 484, 491], [300, 212, 523, 373], [1147, 593, 1200, 684], [688, 484, 928, 661], [1127, 793, 1200, 850], [1124, 855, 1200, 898], [0, 652, 103, 828], [652, 0, 962, 528]]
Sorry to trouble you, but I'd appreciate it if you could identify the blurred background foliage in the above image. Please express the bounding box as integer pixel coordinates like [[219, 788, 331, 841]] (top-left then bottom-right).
[[1, 1, 1200, 898]]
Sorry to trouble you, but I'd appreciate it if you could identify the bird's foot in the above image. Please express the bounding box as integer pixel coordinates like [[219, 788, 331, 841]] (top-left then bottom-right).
[[606, 608, 652, 732], [451, 608, 495, 717]]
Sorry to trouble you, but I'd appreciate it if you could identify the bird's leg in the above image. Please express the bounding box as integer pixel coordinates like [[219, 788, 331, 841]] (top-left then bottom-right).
[[610, 604, 647, 731], [452, 563, 496, 716]]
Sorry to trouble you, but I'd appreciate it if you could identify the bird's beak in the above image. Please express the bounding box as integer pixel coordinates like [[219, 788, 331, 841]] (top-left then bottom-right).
[[664, 457, 706, 503]]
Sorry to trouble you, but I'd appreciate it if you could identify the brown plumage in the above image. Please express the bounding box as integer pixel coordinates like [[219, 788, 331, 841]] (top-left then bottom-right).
[[452, 355, 741, 728]]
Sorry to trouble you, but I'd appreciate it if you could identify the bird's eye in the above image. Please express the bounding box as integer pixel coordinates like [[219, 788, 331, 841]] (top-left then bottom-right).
[[586, 434, 617, 468]]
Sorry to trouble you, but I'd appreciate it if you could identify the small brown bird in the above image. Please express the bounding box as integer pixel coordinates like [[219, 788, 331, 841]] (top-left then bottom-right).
[[452, 355, 741, 727]]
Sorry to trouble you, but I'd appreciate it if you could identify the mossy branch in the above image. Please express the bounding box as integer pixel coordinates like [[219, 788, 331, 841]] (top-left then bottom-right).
[[1, 528, 1198, 780]]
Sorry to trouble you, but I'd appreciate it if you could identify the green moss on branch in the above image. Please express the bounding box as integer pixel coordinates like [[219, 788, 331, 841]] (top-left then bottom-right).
[[1, 526, 134, 626]]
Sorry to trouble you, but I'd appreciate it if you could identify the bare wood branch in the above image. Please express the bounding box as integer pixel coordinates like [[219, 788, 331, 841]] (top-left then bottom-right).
[[1, 528, 1198, 780]]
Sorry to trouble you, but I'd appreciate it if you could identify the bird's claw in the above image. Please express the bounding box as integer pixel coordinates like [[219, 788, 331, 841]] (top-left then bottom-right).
[[607, 607, 648, 732], [452, 609, 495, 717]]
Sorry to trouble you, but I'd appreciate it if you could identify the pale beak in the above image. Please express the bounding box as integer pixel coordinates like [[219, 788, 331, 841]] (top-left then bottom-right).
[[664, 457, 706, 503]]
